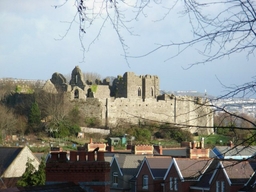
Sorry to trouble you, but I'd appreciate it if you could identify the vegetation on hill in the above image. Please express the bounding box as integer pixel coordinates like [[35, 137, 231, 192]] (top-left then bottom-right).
[[0, 77, 255, 150]]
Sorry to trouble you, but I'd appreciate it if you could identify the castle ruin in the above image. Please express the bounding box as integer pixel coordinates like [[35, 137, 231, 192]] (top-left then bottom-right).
[[43, 66, 214, 135]]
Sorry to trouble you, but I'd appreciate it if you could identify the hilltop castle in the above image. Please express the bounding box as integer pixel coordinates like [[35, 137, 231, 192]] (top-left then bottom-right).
[[43, 66, 214, 135]]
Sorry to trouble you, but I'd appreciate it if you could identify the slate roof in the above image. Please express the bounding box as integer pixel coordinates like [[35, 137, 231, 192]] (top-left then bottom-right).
[[146, 157, 172, 178], [114, 154, 145, 176], [0, 147, 23, 176], [174, 158, 213, 180], [189, 159, 219, 190], [162, 148, 189, 157], [221, 160, 256, 184], [103, 152, 115, 164], [238, 171, 256, 192], [211, 146, 256, 159]]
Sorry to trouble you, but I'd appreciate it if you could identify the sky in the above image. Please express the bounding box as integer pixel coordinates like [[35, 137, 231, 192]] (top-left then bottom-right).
[[0, 0, 255, 97]]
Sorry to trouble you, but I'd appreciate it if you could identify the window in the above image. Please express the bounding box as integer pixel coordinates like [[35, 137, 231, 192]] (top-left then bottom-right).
[[221, 181, 225, 192], [142, 175, 148, 189], [216, 181, 220, 192], [151, 87, 154, 96], [138, 87, 141, 96], [174, 178, 178, 191], [169, 177, 173, 190], [75, 74, 78, 84], [74, 89, 79, 99], [87, 88, 93, 98], [112, 172, 118, 187]]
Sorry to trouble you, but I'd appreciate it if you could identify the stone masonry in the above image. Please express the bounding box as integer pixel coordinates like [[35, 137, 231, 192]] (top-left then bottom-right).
[[43, 66, 214, 135]]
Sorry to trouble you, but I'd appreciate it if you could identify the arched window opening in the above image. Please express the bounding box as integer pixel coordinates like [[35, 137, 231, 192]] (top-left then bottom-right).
[[75, 74, 78, 84], [87, 88, 93, 98], [74, 89, 79, 99], [138, 87, 141, 97]]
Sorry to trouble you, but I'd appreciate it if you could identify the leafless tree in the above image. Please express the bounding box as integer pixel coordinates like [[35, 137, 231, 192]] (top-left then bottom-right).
[[35, 90, 71, 126], [0, 104, 17, 144]]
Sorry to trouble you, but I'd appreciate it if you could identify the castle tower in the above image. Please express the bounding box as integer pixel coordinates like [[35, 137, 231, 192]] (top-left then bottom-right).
[[114, 72, 160, 100], [143, 74, 159, 100]]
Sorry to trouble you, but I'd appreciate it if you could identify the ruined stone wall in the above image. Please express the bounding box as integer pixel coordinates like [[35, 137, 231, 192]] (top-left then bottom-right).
[[98, 96, 213, 135], [42, 67, 213, 135], [69, 86, 86, 100], [92, 85, 110, 99], [75, 98, 105, 125], [69, 66, 86, 90], [101, 98, 175, 126]]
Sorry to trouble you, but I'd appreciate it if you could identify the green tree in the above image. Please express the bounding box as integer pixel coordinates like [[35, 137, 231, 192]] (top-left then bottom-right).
[[168, 128, 193, 143], [17, 157, 46, 187], [133, 128, 151, 143], [28, 102, 41, 130], [50, 120, 81, 138]]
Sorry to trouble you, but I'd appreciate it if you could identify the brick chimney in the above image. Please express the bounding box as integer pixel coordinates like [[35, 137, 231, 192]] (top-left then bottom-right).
[[227, 140, 234, 148], [200, 137, 205, 149], [154, 145, 163, 155]]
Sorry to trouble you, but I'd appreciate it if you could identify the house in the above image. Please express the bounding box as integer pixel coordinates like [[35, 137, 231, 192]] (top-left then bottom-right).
[[109, 154, 145, 192], [211, 145, 256, 159], [189, 159, 219, 192], [209, 160, 256, 192], [189, 159, 256, 192], [135, 156, 172, 192], [163, 158, 213, 192], [0, 146, 40, 189]]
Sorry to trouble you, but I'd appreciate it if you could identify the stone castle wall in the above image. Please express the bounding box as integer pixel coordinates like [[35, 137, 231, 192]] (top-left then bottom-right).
[[42, 66, 214, 135], [98, 96, 213, 135]]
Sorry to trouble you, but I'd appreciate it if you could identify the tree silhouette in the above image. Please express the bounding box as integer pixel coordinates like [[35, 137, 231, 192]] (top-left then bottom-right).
[[28, 102, 41, 130]]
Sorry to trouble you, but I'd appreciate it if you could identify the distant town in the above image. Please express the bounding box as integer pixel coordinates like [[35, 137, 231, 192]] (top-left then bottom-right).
[[165, 90, 256, 118]]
